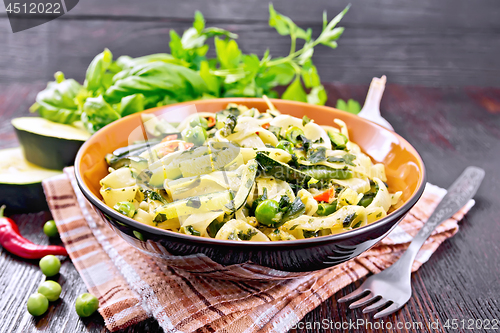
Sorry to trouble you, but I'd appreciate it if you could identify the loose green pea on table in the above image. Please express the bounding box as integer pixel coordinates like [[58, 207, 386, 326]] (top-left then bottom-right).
[[43, 220, 59, 237], [39, 255, 61, 277], [38, 281, 62, 302], [75, 293, 99, 317], [27, 293, 49, 316]]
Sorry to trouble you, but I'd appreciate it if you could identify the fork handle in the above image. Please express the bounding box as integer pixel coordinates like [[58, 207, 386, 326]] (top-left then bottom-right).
[[398, 166, 485, 265]]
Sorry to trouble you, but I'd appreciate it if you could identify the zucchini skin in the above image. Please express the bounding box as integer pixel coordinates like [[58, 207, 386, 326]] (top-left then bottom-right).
[[14, 128, 84, 170], [0, 182, 49, 212]]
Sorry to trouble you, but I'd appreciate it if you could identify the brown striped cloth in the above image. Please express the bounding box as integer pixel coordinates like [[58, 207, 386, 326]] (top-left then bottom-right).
[[42, 167, 474, 333]]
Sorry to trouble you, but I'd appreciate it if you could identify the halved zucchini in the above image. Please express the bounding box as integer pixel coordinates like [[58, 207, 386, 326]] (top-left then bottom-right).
[[0, 147, 62, 212], [12, 117, 91, 170]]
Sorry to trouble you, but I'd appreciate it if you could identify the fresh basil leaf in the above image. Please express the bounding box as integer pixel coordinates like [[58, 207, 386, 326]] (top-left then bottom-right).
[[105, 62, 208, 104], [281, 77, 307, 102], [81, 95, 120, 133], [119, 93, 145, 117], [85, 48, 113, 93], [30, 71, 82, 124]]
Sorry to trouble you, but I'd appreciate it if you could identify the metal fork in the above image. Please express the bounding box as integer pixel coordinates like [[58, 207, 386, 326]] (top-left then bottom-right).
[[338, 166, 485, 319]]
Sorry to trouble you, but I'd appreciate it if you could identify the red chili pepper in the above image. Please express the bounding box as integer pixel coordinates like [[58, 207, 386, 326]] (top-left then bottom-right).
[[0, 205, 68, 259], [262, 123, 270, 129], [313, 187, 336, 203]]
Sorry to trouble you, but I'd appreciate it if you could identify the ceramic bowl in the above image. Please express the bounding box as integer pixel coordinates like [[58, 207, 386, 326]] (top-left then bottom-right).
[[75, 98, 425, 280]]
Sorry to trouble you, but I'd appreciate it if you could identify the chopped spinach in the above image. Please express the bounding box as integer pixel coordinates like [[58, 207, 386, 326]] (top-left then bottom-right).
[[307, 147, 327, 163], [238, 229, 258, 240], [153, 213, 167, 225], [220, 113, 237, 136], [186, 197, 202, 209], [343, 213, 357, 228], [186, 225, 201, 236], [302, 115, 311, 126], [327, 153, 356, 166], [303, 230, 319, 238], [282, 196, 306, 223]]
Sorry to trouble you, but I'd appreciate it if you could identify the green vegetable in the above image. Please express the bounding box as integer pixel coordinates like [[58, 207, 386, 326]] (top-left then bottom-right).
[[12, 117, 90, 170], [285, 126, 305, 145], [27, 293, 49, 316], [327, 131, 348, 150], [207, 219, 225, 238], [30, 71, 82, 124], [281, 196, 306, 222], [182, 125, 207, 145], [255, 199, 280, 226], [303, 230, 319, 238], [255, 152, 316, 187], [39, 255, 61, 277], [75, 293, 99, 317], [307, 147, 327, 163], [81, 95, 120, 134], [336, 98, 361, 114], [220, 114, 237, 136], [300, 165, 353, 180], [358, 194, 375, 207], [238, 229, 258, 241], [113, 201, 136, 218], [343, 213, 357, 228], [37, 280, 62, 302], [185, 225, 201, 236], [0, 147, 62, 212], [43, 220, 59, 238], [316, 201, 337, 216], [31, 6, 350, 131], [190, 116, 209, 129], [276, 140, 294, 154], [327, 153, 356, 166]]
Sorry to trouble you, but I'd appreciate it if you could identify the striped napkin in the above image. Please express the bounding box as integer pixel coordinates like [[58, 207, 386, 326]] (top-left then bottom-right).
[[42, 167, 474, 332]]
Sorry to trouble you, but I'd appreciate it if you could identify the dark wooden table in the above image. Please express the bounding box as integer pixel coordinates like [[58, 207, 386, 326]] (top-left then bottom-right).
[[0, 82, 499, 332]]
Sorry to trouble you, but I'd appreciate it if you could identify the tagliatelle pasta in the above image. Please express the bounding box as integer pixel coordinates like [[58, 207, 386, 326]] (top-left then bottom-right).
[[100, 101, 402, 241]]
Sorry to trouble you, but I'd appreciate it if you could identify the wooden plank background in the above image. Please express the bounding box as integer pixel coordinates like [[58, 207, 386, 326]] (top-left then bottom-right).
[[1, 0, 500, 87]]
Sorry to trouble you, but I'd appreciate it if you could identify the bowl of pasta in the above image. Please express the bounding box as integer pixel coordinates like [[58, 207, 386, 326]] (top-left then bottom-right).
[[75, 98, 425, 280]]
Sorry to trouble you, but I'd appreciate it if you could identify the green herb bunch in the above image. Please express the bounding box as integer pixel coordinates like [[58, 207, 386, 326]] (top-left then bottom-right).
[[30, 4, 350, 133]]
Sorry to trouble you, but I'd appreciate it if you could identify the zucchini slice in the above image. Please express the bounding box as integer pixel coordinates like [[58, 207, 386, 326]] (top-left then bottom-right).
[[227, 159, 258, 212], [153, 191, 231, 221], [255, 152, 317, 188], [12, 117, 91, 170], [0, 147, 62, 212]]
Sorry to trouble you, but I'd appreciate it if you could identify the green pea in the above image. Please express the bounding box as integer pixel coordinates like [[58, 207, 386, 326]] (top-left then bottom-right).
[[189, 116, 208, 130], [255, 199, 279, 226], [38, 280, 62, 302], [39, 255, 61, 277], [285, 126, 305, 145], [27, 293, 49, 316], [276, 140, 294, 154], [43, 220, 59, 237], [75, 293, 99, 317], [182, 126, 207, 146], [113, 201, 136, 218]]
